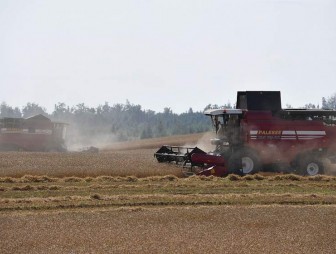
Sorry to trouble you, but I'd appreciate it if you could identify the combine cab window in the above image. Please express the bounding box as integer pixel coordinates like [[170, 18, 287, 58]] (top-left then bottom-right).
[[213, 114, 241, 143]]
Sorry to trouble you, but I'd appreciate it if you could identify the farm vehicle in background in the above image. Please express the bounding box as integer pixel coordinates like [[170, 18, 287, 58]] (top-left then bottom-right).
[[0, 114, 67, 152], [155, 91, 336, 176]]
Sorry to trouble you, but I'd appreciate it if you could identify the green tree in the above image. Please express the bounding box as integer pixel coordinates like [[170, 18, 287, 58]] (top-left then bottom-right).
[[22, 103, 47, 118], [0, 102, 22, 117]]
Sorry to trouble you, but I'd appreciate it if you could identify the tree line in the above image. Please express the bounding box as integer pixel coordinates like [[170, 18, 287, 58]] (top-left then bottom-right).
[[0, 101, 215, 143]]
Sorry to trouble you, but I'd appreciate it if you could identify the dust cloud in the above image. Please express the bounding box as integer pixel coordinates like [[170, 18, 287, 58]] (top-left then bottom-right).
[[183, 132, 216, 153], [64, 121, 119, 151]]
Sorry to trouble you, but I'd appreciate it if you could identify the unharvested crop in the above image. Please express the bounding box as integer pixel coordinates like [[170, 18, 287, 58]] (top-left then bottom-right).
[[0, 149, 182, 178]]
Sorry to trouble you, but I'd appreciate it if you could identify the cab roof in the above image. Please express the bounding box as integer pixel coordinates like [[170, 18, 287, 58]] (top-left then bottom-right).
[[204, 108, 243, 116]]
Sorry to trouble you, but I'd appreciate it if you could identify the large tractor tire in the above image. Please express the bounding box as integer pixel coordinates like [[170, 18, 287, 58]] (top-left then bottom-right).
[[300, 158, 324, 176], [228, 149, 261, 175]]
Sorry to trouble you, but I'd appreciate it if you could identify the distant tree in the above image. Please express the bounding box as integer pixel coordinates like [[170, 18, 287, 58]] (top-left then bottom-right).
[[0, 102, 22, 118], [225, 102, 233, 109], [53, 102, 72, 117], [322, 97, 328, 109], [101, 102, 111, 114], [140, 124, 153, 139], [73, 103, 89, 114], [22, 103, 47, 118], [304, 103, 316, 109], [163, 107, 172, 114], [156, 120, 166, 137], [323, 94, 336, 109]]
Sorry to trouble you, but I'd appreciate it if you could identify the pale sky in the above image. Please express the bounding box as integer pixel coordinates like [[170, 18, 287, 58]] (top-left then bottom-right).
[[1, 0, 336, 113]]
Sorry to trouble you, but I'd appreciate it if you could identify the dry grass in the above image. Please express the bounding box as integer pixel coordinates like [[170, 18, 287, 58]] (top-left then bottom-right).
[[270, 174, 304, 181], [1, 173, 336, 184], [2, 175, 336, 211], [1, 205, 336, 254]]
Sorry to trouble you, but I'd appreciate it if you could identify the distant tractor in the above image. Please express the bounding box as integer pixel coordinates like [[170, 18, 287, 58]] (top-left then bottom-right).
[[0, 114, 67, 152], [155, 91, 336, 176]]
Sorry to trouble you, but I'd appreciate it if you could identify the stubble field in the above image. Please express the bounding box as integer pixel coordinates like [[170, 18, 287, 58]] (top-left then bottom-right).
[[1, 132, 336, 253]]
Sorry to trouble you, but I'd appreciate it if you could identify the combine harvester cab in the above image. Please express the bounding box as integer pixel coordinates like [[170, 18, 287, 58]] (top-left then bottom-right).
[[193, 107, 244, 177], [155, 91, 336, 177]]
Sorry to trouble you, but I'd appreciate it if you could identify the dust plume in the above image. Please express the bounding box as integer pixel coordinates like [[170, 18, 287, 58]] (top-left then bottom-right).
[[63, 120, 119, 151], [183, 132, 216, 153]]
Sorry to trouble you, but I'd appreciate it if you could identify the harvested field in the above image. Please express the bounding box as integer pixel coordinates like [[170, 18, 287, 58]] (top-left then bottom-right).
[[1, 133, 336, 253], [2, 174, 336, 211], [1, 174, 336, 253], [1, 205, 336, 254]]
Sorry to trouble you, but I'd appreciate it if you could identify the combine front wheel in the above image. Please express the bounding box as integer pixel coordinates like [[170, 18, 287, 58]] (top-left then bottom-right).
[[228, 150, 261, 175]]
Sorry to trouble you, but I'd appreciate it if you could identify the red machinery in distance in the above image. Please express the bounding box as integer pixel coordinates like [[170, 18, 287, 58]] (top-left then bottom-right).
[[155, 91, 336, 176], [0, 114, 67, 152]]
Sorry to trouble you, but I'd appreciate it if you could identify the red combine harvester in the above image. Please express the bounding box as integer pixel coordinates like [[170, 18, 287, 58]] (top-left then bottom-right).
[[155, 91, 336, 176], [0, 114, 67, 152]]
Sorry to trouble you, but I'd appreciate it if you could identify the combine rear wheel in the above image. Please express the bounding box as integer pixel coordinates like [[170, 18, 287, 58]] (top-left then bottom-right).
[[228, 150, 261, 175], [300, 159, 324, 176]]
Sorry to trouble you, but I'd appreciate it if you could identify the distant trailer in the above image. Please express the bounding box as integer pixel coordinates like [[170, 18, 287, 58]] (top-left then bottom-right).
[[0, 114, 67, 152]]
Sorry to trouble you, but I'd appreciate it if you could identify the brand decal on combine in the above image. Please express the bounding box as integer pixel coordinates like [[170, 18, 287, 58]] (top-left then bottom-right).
[[250, 130, 326, 140]]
